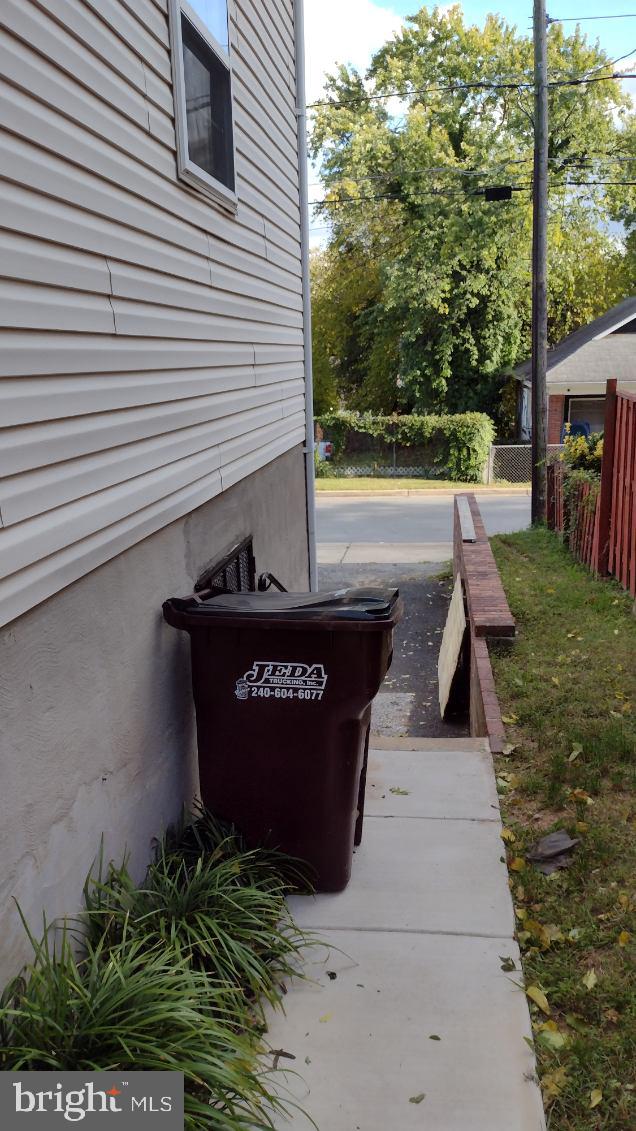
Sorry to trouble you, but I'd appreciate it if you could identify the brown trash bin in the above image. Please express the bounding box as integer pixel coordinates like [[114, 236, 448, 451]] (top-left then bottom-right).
[[162, 588, 402, 892]]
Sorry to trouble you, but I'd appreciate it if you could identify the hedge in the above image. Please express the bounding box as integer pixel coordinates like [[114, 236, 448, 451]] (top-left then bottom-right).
[[315, 411, 496, 483]]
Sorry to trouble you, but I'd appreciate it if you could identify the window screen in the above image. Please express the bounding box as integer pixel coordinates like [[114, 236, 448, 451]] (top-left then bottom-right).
[[181, 13, 235, 193]]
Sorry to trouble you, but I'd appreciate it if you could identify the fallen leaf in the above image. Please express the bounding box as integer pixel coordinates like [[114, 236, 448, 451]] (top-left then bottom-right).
[[501, 828, 516, 843], [409, 1093, 426, 1105], [510, 857, 526, 872], [618, 930, 630, 947], [537, 1028, 567, 1051], [571, 788, 593, 805], [542, 1065, 568, 1102], [590, 1089, 602, 1109], [389, 787, 410, 796], [546, 587, 555, 594], [566, 1012, 588, 1034], [502, 742, 518, 756], [428, 1034, 441, 1041], [318, 1013, 332, 1023], [551, 676, 560, 686], [538, 1019, 559, 1032], [499, 955, 516, 971], [568, 743, 583, 762], [582, 969, 598, 991], [526, 985, 551, 1015], [502, 714, 518, 725], [271, 1049, 296, 1070]]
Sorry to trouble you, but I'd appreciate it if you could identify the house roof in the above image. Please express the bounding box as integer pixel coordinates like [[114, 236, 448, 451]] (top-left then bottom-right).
[[515, 296, 636, 383]]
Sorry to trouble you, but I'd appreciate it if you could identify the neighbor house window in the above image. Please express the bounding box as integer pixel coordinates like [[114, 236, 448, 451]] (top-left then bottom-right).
[[169, 0, 236, 207]]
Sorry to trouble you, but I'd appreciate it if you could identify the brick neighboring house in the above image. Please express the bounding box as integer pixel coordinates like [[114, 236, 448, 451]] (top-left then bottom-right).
[[515, 297, 636, 442]]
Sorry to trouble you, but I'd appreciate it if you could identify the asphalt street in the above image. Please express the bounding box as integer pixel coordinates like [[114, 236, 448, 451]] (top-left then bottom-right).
[[316, 491, 528, 737], [316, 491, 530, 544]]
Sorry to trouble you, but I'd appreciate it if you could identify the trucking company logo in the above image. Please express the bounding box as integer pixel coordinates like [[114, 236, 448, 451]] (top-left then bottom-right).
[[235, 660, 328, 702], [1, 1073, 184, 1128]]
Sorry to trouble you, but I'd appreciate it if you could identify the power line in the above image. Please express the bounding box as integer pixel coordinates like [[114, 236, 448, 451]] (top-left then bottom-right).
[[550, 178, 636, 186], [548, 13, 636, 21], [307, 70, 635, 109], [309, 178, 636, 208], [549, 71, 636, 87], [308, 161, 528, 188], [307, 77, 532, 109], [307, 153, 636, 190]]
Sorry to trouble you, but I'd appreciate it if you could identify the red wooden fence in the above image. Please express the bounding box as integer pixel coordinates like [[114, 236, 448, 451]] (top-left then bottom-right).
[[547, 379, 636, 598], [609, 390, 636, 597]]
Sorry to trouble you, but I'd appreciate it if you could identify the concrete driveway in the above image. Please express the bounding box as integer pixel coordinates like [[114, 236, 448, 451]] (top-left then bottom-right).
[[317, 491, 530, 564]]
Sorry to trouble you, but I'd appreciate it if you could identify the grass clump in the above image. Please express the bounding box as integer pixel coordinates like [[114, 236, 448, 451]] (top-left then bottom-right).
[[491, 527, 636, 1131], [0, 807, 316, 1129], [314, 476, 525, 491], [84, 810, 311, 1014]]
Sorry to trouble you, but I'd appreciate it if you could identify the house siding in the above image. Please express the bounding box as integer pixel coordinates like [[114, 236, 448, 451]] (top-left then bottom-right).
[[0, 445, 310, 984], [0, 0, 307, 628]]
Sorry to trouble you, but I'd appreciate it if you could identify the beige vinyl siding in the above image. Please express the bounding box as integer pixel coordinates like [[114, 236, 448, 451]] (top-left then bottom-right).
[[0, 0, 306, 627]]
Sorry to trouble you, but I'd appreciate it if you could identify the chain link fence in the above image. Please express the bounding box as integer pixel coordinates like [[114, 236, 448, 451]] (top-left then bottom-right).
[[487, 444, 563, 483], [322, 464, 439, 477]]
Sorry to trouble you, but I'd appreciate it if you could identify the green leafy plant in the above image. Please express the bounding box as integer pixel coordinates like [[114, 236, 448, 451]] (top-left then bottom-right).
[[562, 430, 604, 473], [0, 922, 290, 1130], [83, 849, 311, 1012], [315, 410, 495, 482], [158, 805, 313, 895], [1, 808, 319, 1130]]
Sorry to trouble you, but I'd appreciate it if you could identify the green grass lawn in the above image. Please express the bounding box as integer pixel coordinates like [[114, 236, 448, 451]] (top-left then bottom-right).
[[315, 477, 527, 491], [491, 528, 636, 1130]]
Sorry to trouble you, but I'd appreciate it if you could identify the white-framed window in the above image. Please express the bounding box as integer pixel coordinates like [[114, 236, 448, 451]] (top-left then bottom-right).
[[168, 0, 237, 210]]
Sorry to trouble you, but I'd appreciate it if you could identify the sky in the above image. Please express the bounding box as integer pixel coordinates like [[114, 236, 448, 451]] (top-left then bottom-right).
[[303, 1, 636, 240], [304, 0, 636, 101]]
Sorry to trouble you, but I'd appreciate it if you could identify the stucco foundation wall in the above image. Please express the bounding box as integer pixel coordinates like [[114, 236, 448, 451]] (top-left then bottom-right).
[[0, 445, 309, 984]]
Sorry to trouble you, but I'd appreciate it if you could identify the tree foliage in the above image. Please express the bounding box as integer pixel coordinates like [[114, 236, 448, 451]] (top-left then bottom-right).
[[316, 409, 495, 482], [310, 4, 635, 423]]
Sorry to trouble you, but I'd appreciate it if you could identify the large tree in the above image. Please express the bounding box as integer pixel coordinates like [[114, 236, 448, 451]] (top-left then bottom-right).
[[310, 4, 634, 419]]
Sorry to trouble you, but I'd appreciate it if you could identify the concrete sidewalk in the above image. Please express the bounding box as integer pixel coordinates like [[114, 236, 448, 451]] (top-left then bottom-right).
[[318, 542, 453, 564], [265, 738, 546, 1131]]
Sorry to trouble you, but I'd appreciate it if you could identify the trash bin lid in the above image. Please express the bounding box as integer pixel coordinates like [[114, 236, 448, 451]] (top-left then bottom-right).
[[163, 587, 402, 630]]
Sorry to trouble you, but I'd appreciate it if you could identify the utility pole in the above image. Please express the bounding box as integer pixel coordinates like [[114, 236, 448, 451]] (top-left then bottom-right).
[[531, 0, 549, 524]]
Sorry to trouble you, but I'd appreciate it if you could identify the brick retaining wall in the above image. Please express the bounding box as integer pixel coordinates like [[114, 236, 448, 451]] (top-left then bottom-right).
[[453, 494, 515, 753]]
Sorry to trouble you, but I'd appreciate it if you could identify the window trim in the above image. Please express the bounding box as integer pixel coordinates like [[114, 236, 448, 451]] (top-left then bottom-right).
[[168, 0, 238, 212]]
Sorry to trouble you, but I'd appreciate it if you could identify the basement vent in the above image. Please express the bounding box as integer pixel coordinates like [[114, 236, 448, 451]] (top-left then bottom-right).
[[195, 537, 256, 595]]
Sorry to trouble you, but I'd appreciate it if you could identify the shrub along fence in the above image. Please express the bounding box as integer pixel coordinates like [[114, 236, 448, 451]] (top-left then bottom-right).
[[547, 379, 636, 597], [315, 411, 495, 483]]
